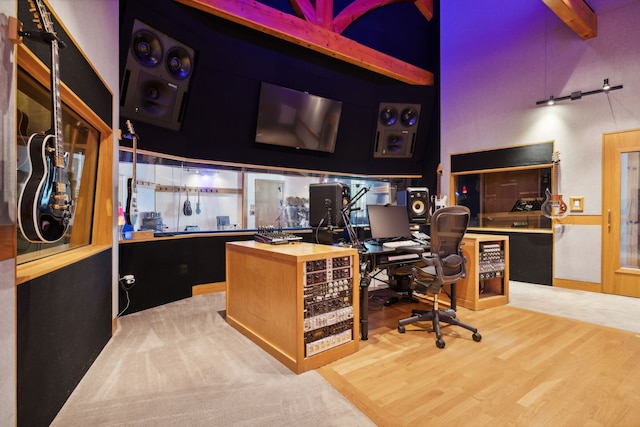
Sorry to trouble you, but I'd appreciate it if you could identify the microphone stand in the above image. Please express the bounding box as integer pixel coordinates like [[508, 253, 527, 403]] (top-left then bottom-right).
[[341, 187, 369, 247]]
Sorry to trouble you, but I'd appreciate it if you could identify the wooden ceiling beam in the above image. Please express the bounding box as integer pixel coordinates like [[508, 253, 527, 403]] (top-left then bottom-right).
[[542, 0, 597, 40], [176, 0, 434, 85]]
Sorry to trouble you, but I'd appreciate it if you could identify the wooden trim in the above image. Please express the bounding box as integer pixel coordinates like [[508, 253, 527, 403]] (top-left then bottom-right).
[[553, 215, 600, 226], [176, 0, 433, 85], [553, 278, 602, 293], [452, 163, 554, 176], [542, 0, 597, 40], [120, 146, 421, 179], [0, 225, 16, 262], [467, 226, 553, 234], [16, 245, 111, 285], [192, 282, 226, 295]]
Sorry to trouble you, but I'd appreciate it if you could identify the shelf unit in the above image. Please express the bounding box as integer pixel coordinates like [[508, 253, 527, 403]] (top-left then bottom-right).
[[456, 233, 509, 310], [225, 241, 359, 374]]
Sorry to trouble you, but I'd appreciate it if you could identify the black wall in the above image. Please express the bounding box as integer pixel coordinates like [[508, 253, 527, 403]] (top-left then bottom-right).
[[17, 250, 112, 427], [119, 0, 439, 176]]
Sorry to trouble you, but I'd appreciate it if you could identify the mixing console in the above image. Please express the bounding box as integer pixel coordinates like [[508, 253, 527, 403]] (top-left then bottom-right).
[[254, 226, 303, 244]]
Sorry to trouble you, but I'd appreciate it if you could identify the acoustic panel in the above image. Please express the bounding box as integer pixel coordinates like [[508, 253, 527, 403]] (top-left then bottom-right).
[[121, 19, 195, 131]]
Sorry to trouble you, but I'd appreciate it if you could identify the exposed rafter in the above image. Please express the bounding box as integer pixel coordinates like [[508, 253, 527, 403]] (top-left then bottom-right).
[[542, 0, 597, 40], [175, 0, 434, 85]]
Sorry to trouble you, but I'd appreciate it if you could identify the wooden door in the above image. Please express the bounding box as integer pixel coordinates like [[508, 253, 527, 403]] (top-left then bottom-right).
[[602, 129, 640, 297], [255, 179, 284, 229]]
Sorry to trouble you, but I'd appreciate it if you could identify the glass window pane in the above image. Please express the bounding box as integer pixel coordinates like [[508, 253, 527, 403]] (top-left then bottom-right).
[[453, 167, 552, 230], [17, 69, 99, 263], [620, 152, 640, 269]]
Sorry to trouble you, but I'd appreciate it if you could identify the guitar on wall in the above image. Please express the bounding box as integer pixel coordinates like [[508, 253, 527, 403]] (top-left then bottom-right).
[[124, 120, 139, 229], [18, 0, 73, 243], [541, 151, 568, 219], [431, 163, 448, 214]]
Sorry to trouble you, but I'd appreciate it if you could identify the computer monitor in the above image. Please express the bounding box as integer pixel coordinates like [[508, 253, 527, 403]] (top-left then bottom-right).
[[367, 204, 413, 240]]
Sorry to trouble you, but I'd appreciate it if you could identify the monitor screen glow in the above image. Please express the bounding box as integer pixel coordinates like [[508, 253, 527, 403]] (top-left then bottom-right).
[[367, 204, 412, 240]]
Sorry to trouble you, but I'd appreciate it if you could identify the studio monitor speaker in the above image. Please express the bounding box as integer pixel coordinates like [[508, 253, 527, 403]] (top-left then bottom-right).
[[121, 19, 195, 131], [373, 103, 421, 158], [406, 187, 430, 223], [309, 183, 351, 227]]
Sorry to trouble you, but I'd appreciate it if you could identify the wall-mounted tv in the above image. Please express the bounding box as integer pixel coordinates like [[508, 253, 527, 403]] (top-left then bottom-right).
[[255, 82, 343, 153]]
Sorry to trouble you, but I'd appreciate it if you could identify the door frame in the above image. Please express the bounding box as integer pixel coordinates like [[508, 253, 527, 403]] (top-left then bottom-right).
[[602, 129, 640, 297]]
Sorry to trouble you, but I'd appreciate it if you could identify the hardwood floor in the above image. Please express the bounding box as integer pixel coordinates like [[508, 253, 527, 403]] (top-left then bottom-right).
[[319, 292, 640, 426]]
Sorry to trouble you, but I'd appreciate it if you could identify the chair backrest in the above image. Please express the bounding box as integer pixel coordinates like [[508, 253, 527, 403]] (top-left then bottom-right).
[[429, 206, 470, 280]]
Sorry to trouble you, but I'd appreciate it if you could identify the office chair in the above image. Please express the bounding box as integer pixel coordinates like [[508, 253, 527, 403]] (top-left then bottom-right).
[[397, 206, 482, 348]]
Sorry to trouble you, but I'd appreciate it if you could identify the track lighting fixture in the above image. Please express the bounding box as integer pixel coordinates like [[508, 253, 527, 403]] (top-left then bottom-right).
[[536, 78, 622, 106]]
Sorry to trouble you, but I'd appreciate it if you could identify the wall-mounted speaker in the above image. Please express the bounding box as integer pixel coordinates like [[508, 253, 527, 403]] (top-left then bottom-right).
[[373, 103, 421, 158], [121, 19, 195, 131], [309, 183, 351, 227], [405, 187, 430, 223]]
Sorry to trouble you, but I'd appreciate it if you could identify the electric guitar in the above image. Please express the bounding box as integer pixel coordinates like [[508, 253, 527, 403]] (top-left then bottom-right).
[[124, 120, 138, 227], [432, 163, 447, 213], [541, 151, 568, 219], [183, 187, 192, 216], [18, 0, 73, 243], [195, 187, 201, 215]]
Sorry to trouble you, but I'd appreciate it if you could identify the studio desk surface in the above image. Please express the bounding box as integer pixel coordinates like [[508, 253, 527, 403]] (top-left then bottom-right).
[[225, 241, 360, 374]]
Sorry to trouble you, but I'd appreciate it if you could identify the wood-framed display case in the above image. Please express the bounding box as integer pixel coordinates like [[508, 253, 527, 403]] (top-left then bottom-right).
[[15, 44, 113, 281]]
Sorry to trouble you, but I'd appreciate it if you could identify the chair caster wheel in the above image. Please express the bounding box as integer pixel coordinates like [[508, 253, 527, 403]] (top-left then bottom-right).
[[436, 339, 446, 348], [398, 325, 406, 333], [472, 332, 482, 342]]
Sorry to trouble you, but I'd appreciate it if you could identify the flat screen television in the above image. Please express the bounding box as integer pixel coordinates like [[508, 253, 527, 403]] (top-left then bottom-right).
[[367, 204, 413, 240], [255, 82, 343, 153]]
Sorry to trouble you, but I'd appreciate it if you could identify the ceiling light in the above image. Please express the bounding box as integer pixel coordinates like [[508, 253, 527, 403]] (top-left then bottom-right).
[[536, 78, 623, 106]]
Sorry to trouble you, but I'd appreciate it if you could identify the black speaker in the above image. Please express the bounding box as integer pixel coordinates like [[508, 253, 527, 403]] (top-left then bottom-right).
[[373, 103, 421, 158], [121, 19, 195, 131], [406, 187, 430, 223], [309, 183, 350, 227]]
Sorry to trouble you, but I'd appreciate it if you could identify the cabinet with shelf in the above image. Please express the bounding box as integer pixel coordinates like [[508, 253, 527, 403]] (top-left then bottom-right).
[[225, 241, 359, 374], [456, 233, 509, 310]]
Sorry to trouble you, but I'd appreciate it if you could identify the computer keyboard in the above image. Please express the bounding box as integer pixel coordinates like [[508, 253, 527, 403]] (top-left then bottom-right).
[[382, 240, 421, 249]]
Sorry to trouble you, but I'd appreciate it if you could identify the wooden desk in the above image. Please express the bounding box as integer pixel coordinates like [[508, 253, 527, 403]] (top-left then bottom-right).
[[225, 241, 359, 374]]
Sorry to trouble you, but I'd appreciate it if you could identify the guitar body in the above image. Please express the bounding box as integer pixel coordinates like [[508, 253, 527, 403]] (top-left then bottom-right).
[[125, 177, 138, 226], [541, 151, 568, 219], [18, 132, 71, 243], [541, 188, 568, 219], [433, 195, 448, 211], [183, 199, 193, 216]]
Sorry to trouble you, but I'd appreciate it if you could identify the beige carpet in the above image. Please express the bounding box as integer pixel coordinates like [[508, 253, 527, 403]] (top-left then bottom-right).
[[51, 292, 375, 427], [52, 283, 640, 426]]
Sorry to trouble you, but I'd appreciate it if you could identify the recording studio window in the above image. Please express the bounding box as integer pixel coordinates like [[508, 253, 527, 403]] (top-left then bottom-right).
[[117, 150, 402, 234], [453, 167, 552, 230], [16, 68, 100, 263]]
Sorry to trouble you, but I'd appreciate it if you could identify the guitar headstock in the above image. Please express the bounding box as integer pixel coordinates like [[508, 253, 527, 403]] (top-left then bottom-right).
[[436, 162, 443, 175], [28, 0, 54, 34], [126, 119, 136, 138]]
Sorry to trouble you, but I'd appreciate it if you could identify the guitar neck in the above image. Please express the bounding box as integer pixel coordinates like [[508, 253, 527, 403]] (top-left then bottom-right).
[[131, 135, 137, 190], [50, 39, 64, 166], [553, 160, 560, 194]]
